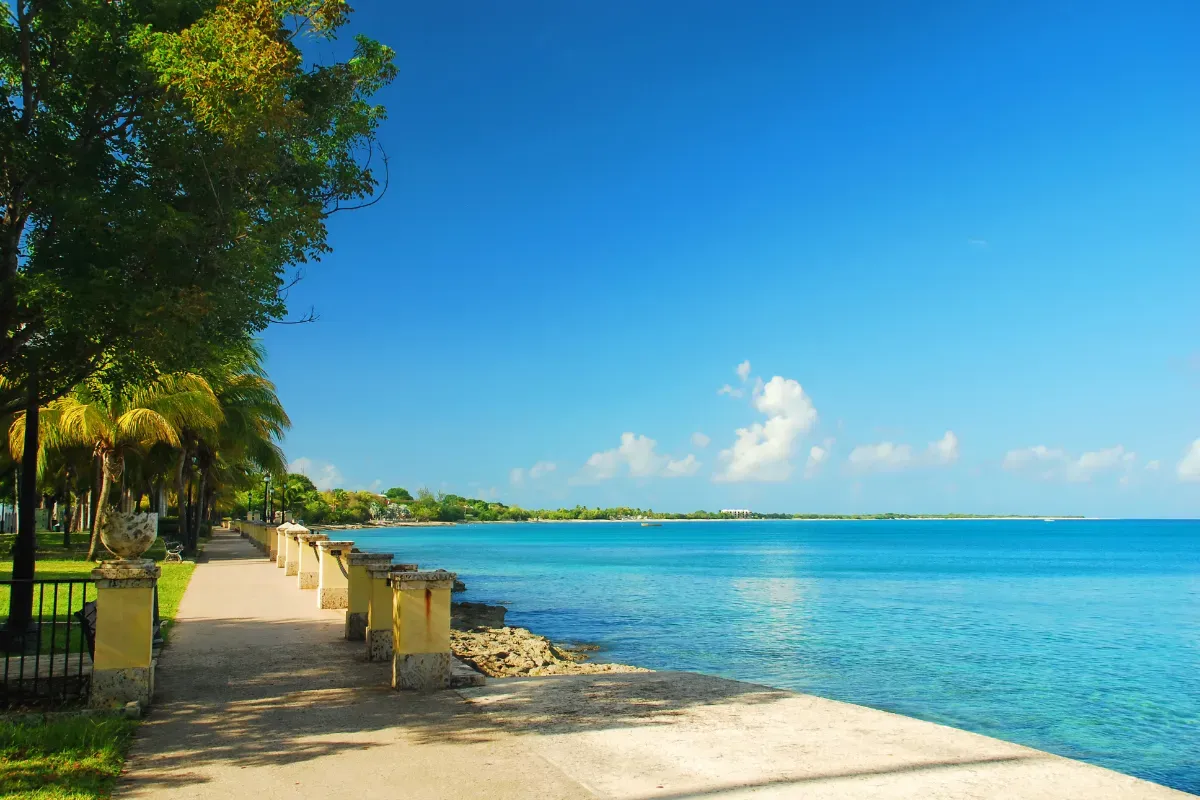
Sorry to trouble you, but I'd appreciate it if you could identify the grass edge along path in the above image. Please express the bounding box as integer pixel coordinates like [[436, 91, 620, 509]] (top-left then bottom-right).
[[0, 715, 139, 799], [0, 556, 197, 798]]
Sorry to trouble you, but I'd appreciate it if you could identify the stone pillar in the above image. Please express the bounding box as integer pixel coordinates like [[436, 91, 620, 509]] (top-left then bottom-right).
[[345, 552, 393, 640], [315, 540, 354, 609], [296, 532, 328, 589], [89, 560, 160, 709], [267, 525, 281, 561], [365, 565, 396, 661], [391, 569, 456, 692], [284, 527, 306, 576], [276, 527, 288, 568]]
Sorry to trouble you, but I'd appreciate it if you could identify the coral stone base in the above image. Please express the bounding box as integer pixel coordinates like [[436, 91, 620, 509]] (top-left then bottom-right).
[[345, 611, 367, 641], [319, 587, 348, 610], [393, 652, 451, 692], [298, 570, 319, 590], [90, 664, 155, 709], [285, 560, 298, 577], [367, 629, 393, 662]]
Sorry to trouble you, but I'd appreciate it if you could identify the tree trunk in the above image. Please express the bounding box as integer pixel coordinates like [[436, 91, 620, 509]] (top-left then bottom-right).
[[86, 451, 121, 561], [4, 385, 39, 643], [61, 491, 72, 548], [175, 449, 187, 522], [195, 472, 207, 544]]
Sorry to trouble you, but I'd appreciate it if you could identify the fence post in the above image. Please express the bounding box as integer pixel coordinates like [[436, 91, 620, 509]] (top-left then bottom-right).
[[365, 565, 395, 661], [315, 541, 354, 609], [345, 552, 393, 640], [296, 532, 328, 590], [391, 569, 456, 691], [89, 559, 159, 708]]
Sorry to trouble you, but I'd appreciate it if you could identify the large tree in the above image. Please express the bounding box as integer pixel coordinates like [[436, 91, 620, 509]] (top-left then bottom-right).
[[0, 0, 394, 635]]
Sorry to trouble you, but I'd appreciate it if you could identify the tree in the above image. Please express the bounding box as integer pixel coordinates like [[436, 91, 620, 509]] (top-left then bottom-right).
[[0, 0, 394, 635], [384, 487, 413, 502], [10, 374, 222, 562]]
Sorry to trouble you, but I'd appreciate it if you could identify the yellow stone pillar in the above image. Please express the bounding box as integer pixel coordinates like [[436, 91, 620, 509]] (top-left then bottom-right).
[[345, 552, 395, 640], [275, 527, 288, 568], [296, 532, 328, 589], [315, 540, 354, 609], [89, 559, 160, 709], [365, 564, 395, 661], [267, 525, 281, 561], [391, 569, 456, 691], [284, 528, 303, 576]]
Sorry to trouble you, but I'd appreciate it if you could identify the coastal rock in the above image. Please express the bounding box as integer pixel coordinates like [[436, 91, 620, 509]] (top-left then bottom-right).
[[452, 601, 507, 629], [450, 617, 648, 678]]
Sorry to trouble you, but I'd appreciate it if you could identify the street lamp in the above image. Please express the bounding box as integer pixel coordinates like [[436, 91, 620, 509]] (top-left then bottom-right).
[[263, 474, 271, 522]]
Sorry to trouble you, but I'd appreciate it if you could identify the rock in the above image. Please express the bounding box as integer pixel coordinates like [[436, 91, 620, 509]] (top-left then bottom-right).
[[449, 624, 649, 679], [123, 701, 141, 719], [452, 579, 467, 592], [452, 601, 506, 629]]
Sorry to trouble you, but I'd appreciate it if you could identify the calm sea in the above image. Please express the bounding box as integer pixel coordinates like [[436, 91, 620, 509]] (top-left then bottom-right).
[[347, 519, 1200, 793]]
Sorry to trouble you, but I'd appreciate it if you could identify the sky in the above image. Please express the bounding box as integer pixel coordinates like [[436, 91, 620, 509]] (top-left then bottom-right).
[[264, 0, 1200, 516]]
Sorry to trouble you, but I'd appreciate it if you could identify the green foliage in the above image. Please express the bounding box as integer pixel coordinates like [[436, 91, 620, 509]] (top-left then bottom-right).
[[0, 715, 138, 799], [0, 0, 397, 412], [384, 486, 413, 502]]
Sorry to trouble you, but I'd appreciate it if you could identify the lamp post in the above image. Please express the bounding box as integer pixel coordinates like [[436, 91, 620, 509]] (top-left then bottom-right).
[[263, 474, 271, 522]]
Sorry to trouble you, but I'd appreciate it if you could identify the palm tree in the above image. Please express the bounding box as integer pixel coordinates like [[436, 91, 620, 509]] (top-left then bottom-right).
[[11, 374, 223, 559]]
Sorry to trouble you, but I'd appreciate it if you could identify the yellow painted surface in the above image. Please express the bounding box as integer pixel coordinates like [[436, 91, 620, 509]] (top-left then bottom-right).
[[394, 584, 451, 654], [297, 538, 316, 574], [93, 585, 154, 670], [276, 530, 287, 557], [318, 549, 348, 590], [367, 574, 393, 632], [347, 565, 370, 614], [285, 534, 299, 565]]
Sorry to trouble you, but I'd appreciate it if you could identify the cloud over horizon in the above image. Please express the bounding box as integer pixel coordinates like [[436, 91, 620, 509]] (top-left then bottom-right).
[[1003, 444, 1135, 482], [847, 431, 959, 473], [573, 433, 700, 483], [715, 376, 818, 482], [288, 457, 343, 491]]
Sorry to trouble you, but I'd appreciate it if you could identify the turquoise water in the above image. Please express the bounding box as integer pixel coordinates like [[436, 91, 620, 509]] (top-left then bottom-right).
[[348, 519, 1200, 793]]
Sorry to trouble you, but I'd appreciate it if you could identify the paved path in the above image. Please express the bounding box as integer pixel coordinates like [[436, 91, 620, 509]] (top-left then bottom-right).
[[118, 530, 1190, 799]]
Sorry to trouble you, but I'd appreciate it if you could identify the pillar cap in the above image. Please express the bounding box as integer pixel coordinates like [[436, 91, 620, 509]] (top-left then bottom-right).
[[316, 540, 354, 548], [391, 569, 456, 586], [348, 552, 393, 566], [278, 522, 309, 535], [297, 532, 329, 542], [92, 559, 161, 588], [366, 563, 396, 575]]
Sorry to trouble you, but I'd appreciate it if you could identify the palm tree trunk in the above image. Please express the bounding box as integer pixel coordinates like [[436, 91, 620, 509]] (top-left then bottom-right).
[[175, 449, 187, 522], [61, 491, 72, 548], [87, 451, 121, 561], [195, 472, 207, 543]]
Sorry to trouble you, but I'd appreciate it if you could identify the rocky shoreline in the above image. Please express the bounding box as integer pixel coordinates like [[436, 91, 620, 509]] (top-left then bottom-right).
[[451, 602, 648, 678]]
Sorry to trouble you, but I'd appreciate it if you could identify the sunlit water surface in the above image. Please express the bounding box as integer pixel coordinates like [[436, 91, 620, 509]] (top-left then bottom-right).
[[347, 519, 1200, 793]]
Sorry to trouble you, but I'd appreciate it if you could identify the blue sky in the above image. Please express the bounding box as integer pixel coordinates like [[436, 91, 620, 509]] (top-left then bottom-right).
[[264, 0, 1200, 516]]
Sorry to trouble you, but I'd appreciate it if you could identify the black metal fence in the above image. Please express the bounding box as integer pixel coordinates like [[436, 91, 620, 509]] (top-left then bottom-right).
[[0, 578, 94, 706]]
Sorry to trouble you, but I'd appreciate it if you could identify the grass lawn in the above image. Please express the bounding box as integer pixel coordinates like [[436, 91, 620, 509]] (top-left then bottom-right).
[[0, 546, 199, 798], [0, 714, 138, 799]]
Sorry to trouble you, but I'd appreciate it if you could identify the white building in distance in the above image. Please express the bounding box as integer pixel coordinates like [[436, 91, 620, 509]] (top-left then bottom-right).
[[720, 509, 752, 518]]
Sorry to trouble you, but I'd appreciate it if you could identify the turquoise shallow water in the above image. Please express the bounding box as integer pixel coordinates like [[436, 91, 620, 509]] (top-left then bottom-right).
[[348, 519, 1200, 793]]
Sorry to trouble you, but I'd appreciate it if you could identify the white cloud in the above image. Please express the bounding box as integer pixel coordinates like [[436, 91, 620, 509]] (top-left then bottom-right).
[[529, 461, 556, 479], [477, 487, 500, 500], [288, 458, 343, 491], [1004, 444, 1135, 482], [804, 439, 834, 479], [511, 460, 557, 485], [717, 384, 744, 398], [928, 431, 960, 465], [664, 454, 701, 477], [1176, 440, 1200, 482], [715, 376, 818, 482], [691, 432, 710, 448], [848, 442, 914, 471], [848, 431, 959, 473], [1145, 460, 1161, 471], [736, 360, 752, 382], [574, 432, 700, 483]]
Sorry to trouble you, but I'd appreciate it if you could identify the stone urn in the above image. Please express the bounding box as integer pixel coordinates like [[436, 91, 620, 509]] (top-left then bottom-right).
[[99, 511, 159, 561]]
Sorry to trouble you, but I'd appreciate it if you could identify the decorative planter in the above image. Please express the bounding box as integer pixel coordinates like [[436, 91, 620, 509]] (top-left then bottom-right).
[[99, 512, 159, 561]]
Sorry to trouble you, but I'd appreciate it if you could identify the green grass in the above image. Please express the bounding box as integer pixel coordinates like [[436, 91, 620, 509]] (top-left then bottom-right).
[[0, 531, 173, 562], [0, 715, 137, 799]]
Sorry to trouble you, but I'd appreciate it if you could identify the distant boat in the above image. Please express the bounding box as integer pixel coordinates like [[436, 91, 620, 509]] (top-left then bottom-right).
[[641, 522, 662, 527]]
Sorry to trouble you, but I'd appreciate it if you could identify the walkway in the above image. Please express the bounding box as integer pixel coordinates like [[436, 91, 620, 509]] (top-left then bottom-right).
[[118, 530, 1188, 799]]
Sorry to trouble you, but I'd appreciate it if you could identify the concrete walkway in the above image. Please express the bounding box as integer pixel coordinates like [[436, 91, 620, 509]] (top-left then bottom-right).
[[117, 530, 1189, 799]]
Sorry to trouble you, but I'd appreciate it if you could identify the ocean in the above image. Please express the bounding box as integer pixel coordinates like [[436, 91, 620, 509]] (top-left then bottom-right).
[[347, 519, 1200, 794]]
